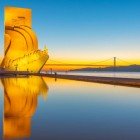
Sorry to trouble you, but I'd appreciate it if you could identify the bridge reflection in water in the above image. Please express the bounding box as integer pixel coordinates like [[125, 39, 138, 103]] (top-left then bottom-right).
[[2, 76, 48, 139]]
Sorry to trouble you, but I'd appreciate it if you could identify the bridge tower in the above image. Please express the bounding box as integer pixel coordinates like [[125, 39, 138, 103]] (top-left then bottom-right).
[[113, 57, 116, 71]]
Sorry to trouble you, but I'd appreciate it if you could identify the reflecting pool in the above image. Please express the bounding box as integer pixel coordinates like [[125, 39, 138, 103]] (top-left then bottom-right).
[[1, 76, 140, 140]]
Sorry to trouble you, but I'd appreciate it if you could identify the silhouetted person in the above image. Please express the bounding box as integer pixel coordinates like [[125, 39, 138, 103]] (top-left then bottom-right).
[[54, 72, 57, 81], [54, 72, 57, 77]]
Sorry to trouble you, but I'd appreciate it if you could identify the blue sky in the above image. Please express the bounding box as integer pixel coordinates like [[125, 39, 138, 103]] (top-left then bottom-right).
[[1, 0, 140, 62]]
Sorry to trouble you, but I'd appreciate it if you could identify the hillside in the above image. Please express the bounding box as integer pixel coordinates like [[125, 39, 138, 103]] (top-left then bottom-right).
[[71, 65, 140, 72]]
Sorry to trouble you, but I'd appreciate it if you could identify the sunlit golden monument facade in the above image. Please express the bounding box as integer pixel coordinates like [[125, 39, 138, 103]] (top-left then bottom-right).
[[1, 7, 49, 72]]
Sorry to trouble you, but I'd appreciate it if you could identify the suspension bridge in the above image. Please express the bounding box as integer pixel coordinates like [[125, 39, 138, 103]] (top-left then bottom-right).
[[45, 57, 138, 70]]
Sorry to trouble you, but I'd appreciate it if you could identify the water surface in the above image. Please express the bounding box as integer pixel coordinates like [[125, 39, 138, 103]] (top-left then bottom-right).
[[1, 76, 140, 140], [57, 71, 140, 79]]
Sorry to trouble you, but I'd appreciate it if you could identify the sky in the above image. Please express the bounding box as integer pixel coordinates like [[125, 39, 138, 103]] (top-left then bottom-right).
[[1, 0, 140, 64]]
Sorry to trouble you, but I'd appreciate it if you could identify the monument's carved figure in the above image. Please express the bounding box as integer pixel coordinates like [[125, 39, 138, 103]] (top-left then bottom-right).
[[1, 7, 49, 72]]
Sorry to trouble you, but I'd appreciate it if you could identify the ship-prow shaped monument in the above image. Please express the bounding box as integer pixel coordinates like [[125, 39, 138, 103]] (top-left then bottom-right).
[[1, 6, 49, 72]]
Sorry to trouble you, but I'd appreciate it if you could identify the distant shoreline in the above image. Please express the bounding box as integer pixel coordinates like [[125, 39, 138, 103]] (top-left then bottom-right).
[[69, 70, 140, 72], [39, 73, 140, 88], [70, 65, 140, 72]]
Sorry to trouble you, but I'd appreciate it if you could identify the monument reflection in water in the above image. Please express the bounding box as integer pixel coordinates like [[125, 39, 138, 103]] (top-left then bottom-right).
[[2, 76, 48, 139]]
